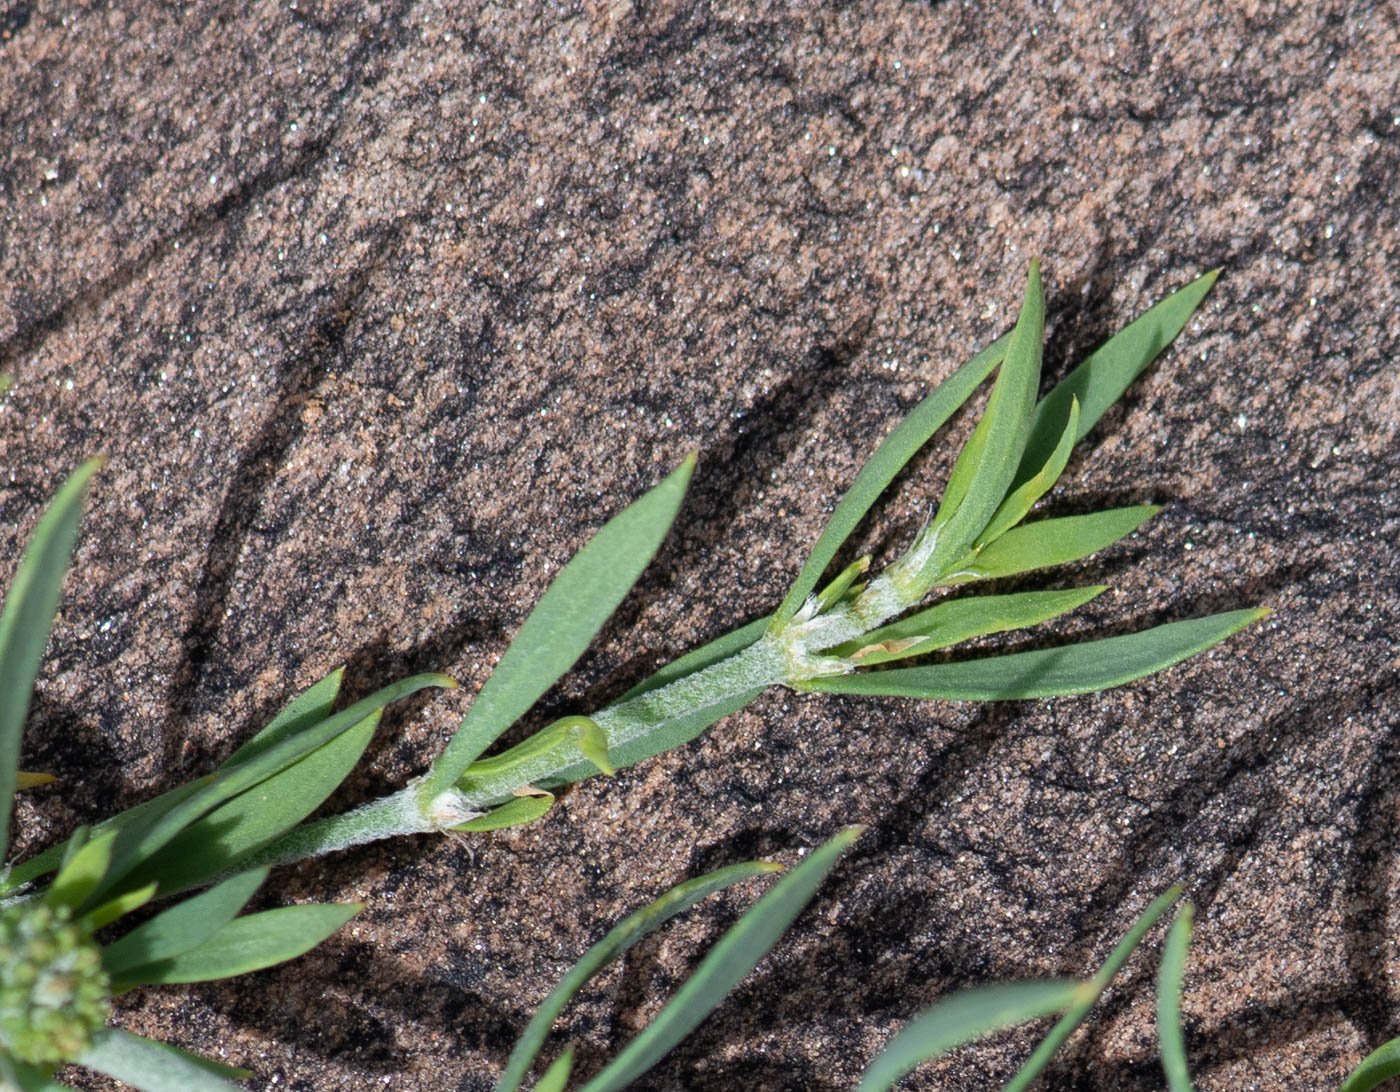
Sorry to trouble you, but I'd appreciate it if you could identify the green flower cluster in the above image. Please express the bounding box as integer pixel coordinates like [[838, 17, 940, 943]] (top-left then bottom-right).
[[0, 901, 110, 1068]]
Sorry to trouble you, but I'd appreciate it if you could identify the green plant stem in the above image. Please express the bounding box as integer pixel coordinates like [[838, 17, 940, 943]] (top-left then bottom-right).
[[235, 788, 440, 871], [242, 556, 962, 874]]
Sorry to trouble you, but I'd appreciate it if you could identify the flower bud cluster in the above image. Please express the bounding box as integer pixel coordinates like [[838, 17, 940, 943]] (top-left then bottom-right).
[[0, 901, 109, 1067]]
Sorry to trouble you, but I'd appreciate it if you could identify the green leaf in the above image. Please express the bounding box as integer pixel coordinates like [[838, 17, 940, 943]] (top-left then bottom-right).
[[975, 397, 1080, 549], [810, 556, 871, 616], [496, 861, 780, 1092], [455, 792, 555, 832], [3, 779, 209, 895], [949, 506, 1160, 584], [1158, 903, 1196, 1092], [619, 616, 770, 701], [1011, 269, 1219, 494], [91, 673, 452, 903], [0, 457, 102, 861], [425, 456, 696, 799], [0, 1056, 79, 1090], [124, 710, 381, 896], [827, 587, 1106, 666], [805, 609, 1268, 701], [514, 690, 763, 793], [855, 980, 1083, 1092], [83, 882, 158, 932], [456, 681, 764, 804], [1340, 1038, 1400, 1092], [530, 1049, 574, 1092], [44, 829, 116, 910], [221, 667, 344, 768], [109, 901, 362, 989], [77, 1028, 247, 1092], [578, 826, 863, 1092], [1003, 886, 1183, 1092], [915, 261, 1044, 585], [102, 868, 269, 984], [773, 334, 1010, 625], [557, 716, 613, 776]]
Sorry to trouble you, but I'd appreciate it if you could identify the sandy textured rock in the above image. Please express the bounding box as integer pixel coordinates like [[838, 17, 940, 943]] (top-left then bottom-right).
[[2, 1, 1397, 1089]]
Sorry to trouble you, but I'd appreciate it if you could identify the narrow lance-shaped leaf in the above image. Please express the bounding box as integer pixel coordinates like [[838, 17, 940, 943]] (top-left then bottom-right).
[[1010, 269, 1219, 493], [1157, 902, 1196, 1092], [109, 901, 362, 991], [77, 1028, 247, 1092], [423, 456, 696, 800], [944, 506, 1159, 585], [529, 1050, 574, 1092], [43, 829, 116, 910], [102, 868, 269, 983], [91, 673, 452, 904], [855, 980, 1083, 1092], [82, 883, 158, 932], [773, 334, 1011, 625], [0, 457, 102, 861], [974, 396, 1080, 550], [804, 609, 1269, 701], [827, 586, 1106, 666], [124, 710, 382, 896], [578, 827, 864, 1092], [455, 792, 555, 833], [495, 860, 781, 1092], [1340, 1039, 1400, 1092], [5, 668, 344, 894], [220, 667, 344, 768], [913, 260, 1044, 585], [1003, 886, 1183, 1092]]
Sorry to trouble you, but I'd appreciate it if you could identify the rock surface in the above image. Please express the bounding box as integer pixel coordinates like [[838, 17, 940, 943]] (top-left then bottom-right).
[[2, 1, 1397, 1089]]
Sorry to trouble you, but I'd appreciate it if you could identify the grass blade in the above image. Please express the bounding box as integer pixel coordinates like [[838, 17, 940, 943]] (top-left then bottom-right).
[[949, 506, 1159, 584], [109, 902, 362, 990], [772, 335, 1010, 625], [806, 609, 1268, 701], [578, 826, 863, 1092], [1157, 903, 1196, 1092], [0, 457, 101, 861], [77, 1028, 246, 1092], [1340, 1039, 1400, 1092], [495, 861, 780, 1092], [1011, 270, 1219, 493], [425, 456, 696, 797], [856, 980, 1083, 1092], [828, 587, 1106, 666], [1003, 886, 1182, 1092], [102, 868, 269, 981]]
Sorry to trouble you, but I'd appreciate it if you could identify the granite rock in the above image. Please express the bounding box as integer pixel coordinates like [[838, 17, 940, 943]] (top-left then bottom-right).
[[1, 1, 1397, 1089]]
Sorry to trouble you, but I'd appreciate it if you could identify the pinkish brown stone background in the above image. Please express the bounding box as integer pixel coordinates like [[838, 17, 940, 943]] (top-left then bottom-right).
[[2, 1, 1397, 1089]]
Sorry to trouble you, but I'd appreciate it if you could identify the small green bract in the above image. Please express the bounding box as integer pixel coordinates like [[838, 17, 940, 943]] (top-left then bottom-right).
[[0, 902, 109, 1067]]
